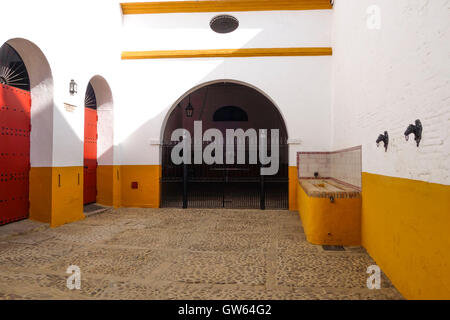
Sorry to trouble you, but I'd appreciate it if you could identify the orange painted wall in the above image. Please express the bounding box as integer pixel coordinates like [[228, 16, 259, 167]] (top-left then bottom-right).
[[120, 165, 161, 208], [297, 180, 361, 246], [97, 166, 120, 207], [29, 166, 84, 227], [362, 173, 450, 300], [29, 167, 52, 224], [113, 165, 122, 208], [50, 167, 84, 228], [289, 166, 298, 211]]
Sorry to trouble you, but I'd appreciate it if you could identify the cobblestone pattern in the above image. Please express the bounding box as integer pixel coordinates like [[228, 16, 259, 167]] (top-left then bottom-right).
[[0, 208, 403, 300]]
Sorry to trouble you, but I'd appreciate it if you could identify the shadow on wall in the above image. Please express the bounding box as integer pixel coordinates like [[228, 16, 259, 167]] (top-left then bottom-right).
[[122, 10, 331, 51], [89, 75, 114, 166], [88, 75, 118, 208], [7, 38, 54, 168]]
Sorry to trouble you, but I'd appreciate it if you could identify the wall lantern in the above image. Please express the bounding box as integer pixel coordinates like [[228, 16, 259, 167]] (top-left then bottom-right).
[[69, 79, 78, 96], [185, 95, 194, 118]]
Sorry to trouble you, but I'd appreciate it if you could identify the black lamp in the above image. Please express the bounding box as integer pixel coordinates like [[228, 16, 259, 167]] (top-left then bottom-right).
[[185, 95, 194, 118], [69, 79, 78, 96]]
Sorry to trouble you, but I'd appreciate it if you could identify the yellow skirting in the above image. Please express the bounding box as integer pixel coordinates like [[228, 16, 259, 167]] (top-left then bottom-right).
[[97, 165, 122, 208], [29, 167, 84, 228], [29, 165, 161, 228], [29, 167, 53, 224], [120, 165, 161, 208], [362, 172, 450, 300], [288, 166, 298, 211], [50, 167, 84, 228]]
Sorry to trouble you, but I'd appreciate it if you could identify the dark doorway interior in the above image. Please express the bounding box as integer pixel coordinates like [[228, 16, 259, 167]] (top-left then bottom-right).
[[161, 82, 288, 210]]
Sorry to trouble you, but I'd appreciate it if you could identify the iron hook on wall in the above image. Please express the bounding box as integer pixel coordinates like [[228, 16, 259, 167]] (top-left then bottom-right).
[[404, 119, 423, 147], [376, 131, 389, 152]]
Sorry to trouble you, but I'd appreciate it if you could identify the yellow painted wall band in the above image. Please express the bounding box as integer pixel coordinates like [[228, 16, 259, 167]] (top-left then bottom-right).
[[122, 47, 332, 60], [361, 172, 450, 299], [297, 179, 361, 246], [121, 0, 333, 15]]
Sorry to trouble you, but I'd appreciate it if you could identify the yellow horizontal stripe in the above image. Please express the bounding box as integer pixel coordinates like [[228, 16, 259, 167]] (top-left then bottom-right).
[[121, 0, 333, 15], [122, 47, 332, 60]]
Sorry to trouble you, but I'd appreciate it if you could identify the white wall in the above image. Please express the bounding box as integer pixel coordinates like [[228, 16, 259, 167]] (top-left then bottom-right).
[[1, 2, 333, 168], [119, 9, 333, 166], [0, 0, 123, 168], [123, 10, 331, 50], [1, 1, 333, 169], [118, 56, 332, 166], [5, 0, 448, 182], [331, 0, 450, 185]]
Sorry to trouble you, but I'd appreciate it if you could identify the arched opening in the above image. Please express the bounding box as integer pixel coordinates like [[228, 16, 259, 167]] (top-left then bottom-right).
[[161, 81, 288, 209], [83, 75, 114, 206], [0, 38, 54, 225]]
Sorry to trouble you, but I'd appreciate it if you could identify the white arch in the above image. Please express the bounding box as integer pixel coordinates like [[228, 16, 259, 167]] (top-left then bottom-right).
[[159, 78, 290, 145], [5, 38, 54, 167], [86, 75, 114, 165]]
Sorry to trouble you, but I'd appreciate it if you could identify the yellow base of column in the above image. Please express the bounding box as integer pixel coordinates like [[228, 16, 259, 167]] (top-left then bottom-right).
[[29, 167, 84, 228], [50, 167, 84, 228], [29, 167, 53, 224]]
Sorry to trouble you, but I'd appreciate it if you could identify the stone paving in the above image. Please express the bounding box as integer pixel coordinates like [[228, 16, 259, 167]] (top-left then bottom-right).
[[0, 208, 403, 300]]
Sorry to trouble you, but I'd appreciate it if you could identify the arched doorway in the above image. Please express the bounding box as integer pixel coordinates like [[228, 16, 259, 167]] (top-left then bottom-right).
[[83, 76, 115, 206], [161, 81, 288, 209], [83, 82, 98, 205], [0, 43, 31, 225], [1, 38, 54, 225]]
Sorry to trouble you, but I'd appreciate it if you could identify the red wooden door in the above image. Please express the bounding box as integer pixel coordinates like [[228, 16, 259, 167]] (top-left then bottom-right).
[[83, 107, 97, 204], [0, 84, 31, 225]]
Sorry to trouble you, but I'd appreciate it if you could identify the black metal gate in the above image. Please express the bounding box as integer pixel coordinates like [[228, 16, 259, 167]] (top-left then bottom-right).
[[161, 142, 288, 209]]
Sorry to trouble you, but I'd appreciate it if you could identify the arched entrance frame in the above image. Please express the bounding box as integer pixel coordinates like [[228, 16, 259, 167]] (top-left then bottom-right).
[[84, 75, 118, 207], [159, 79, 290, 152], [159, 79, 295, 210], [2, 38, 55, 224]]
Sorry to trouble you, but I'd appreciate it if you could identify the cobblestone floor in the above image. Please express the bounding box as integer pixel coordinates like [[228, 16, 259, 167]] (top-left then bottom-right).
[[0, 208, 403, 300]]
